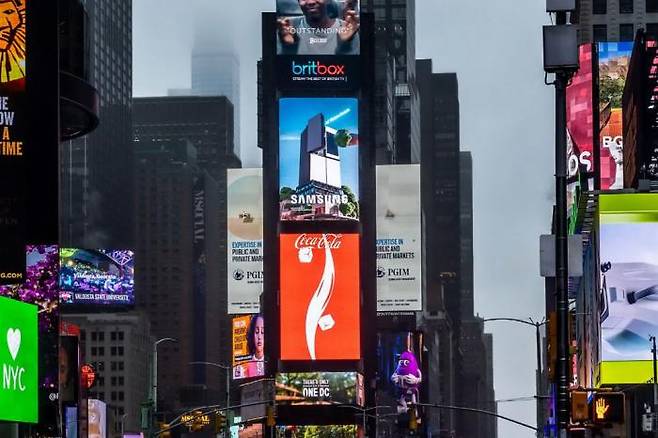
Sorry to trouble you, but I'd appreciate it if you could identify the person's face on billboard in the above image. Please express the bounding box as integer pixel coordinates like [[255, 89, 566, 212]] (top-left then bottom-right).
[[254, 316, 264, 359], [298, 0, 328, 21], [0, 1, 20, 51]]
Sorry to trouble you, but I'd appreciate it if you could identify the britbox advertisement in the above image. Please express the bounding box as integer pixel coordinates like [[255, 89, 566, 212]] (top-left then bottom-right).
[[227, 168, 263, 314], [376, 165, 422, 312], [280, 233, 360, 361], [276, 0, 360, 56], [279, 98, 359, 222]]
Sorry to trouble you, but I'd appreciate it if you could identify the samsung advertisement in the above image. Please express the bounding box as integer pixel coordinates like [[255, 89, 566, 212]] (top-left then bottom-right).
[[599, 194, 658, 383], [59, 249, 135, 306], [279, 98, 359, 222]]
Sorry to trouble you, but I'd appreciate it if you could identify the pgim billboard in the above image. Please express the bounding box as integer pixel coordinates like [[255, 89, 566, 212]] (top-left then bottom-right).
[[280, 233, 360, 361], [376, 165, 421, 312], [599, 193, 658, 384], [227, 168, 263, 314], [279, 98, 359, 222], [276, 0, 360, 56]]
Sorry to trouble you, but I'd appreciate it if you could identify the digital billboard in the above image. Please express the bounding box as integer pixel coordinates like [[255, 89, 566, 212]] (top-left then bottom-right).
[[59, 335, 79, 404], [0, 0, 27, 283], [279, 98, 359, 222], [232, 314, 265, 380], [275, 425, 358, 437], [0, 296, 38, 423], [59, 249, 135, 306], [276, 372, 359, 405], [377, 331, 424, 415], [88, 399, 106, 438], [376, 165, 422, 312], [280, 233, 360, 361], [228, 168, 263, 314], [276, 0, 360, 56], [599, 193, 658, 383], [598, 42, 633, 190], [0, 245, 60, 430]]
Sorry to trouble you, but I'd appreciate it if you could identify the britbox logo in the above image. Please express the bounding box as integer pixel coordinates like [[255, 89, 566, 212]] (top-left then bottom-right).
[[292, 60, 346, 76]]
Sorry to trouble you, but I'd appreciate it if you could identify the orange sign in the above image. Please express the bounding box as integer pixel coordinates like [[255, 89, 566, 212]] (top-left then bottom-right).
[[280, 233, 360, 361]]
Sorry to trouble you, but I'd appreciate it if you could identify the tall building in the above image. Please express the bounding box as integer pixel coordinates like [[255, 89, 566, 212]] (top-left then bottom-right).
[[134, 140, 227, 412], [362, 0, 417, 164], [63, 312, 152, 436], [416, 60, 461, 437], [60, 0, 133, 249], [573, 0, 658, 42]]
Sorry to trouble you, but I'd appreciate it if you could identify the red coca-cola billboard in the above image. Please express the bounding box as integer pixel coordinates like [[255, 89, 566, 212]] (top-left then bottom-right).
[[280, 233, 360, 361]]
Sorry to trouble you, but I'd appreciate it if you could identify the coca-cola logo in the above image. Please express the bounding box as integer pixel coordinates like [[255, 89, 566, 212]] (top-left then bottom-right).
[[294, 234, 343, 250]]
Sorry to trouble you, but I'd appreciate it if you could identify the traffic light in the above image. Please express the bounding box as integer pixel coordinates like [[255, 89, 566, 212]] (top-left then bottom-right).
[[591, 392, 625, 424], [266, 405, 276, 427], [158, 422, 172, 438], [215, 411, 227, 434], [571, 390, 588, 422]]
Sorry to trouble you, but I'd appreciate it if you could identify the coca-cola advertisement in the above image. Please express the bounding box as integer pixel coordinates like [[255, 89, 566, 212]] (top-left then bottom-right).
[[279, 98, 359, 222], [280, 233, 360, 361]]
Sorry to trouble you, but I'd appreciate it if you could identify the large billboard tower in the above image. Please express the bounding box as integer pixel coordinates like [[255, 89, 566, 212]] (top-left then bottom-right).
[[261, 2, 376, 432]]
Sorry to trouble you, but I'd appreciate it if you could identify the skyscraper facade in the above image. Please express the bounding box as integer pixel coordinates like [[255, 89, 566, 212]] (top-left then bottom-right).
[[60, 0, 134, 249], [362, 0, 417, 164], [573, 0, 658, 42]]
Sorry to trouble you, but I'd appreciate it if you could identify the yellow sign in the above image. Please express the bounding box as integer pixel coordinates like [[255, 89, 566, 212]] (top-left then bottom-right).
[[181, 411, 211, 431]]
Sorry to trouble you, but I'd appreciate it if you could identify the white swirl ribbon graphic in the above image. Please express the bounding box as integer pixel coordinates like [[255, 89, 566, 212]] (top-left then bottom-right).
[[304, 234, 335, 360]]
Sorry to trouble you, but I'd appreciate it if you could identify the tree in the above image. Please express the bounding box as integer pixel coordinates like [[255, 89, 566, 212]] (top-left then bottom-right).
[[339, 186, 359, 218], [280, 186, 295, 200]]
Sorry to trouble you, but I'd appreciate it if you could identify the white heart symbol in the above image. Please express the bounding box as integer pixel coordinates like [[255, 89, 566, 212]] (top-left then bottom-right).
[[6, 328, 21, 361]]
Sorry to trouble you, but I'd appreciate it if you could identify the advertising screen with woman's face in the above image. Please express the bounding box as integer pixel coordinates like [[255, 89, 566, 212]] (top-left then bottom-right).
[[232, 314, 265, 380]]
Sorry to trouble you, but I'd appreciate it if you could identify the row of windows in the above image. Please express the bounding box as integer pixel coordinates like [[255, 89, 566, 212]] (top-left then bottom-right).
[[88, 391, 125, 402], [90, 330, 125, 342], [90, 346, 125, 356], [593, 0, 658, 14], [592, 23, 658, 41]]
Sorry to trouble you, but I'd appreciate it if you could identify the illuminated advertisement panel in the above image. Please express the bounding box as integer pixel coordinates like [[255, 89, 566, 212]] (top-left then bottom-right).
[[0, 245, 60, 430], [280, 233, 360, 361], [0, 0, 27, 283], [59, 249, 135, 306], [598, 42, 633, 190], [279, 98, 359, 222], [0, 296, 38, 423], [376, 165, 421, 311], [275, 425, 358, 437], [276, 0, 360, 56], [232, 314, 265, 380], [88, 399, 106, 438], [599, 194, 658, 383], [275, 372, 359, 405], [227, 168, 263, 314]]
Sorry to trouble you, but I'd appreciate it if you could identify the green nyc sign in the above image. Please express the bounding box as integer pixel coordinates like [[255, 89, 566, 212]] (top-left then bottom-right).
[[0, 296, 38, 423]]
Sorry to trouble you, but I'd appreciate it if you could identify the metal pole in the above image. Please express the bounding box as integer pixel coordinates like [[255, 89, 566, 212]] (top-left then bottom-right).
[[226, 366, 231, 431], [536, 322, 543, 437], [153, 342, 158, 415], [554, 11, 571, 436], [650, 336, 658, 437]]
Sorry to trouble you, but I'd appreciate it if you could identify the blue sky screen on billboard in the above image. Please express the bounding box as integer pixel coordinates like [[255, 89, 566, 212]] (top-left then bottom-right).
[[279, 97, 359, 221], [59, 249, 135, 306]]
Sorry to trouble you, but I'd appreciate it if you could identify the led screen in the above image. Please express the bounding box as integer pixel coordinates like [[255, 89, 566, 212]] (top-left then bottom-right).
[[275, 425, 358, 437], [280, 233, 360, 361], [598, 42, 633, 190], [275, 372, 360, 405], [65, 406, 78, 438], [0, 245, 60, 431], [88, 399, 106, 438], [0, 0, 27, 283], [59, 249, 134, 306], [599, 194, 658, 383], [0, 296, 38, 423], [232, 314, 265, 380], [59, 335, 79, 404], [279, 98, 359, 222], [227, 168, 263, 314], [376, 165, 422, 311], [276, 0, 360, 55]]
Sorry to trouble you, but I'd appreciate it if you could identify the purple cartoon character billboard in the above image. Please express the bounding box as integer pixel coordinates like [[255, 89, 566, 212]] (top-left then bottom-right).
[[391, 350, 422, 414]]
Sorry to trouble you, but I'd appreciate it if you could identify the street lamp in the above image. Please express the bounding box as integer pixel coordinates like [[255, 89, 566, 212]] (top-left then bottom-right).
[[152, 337, 177, 415], [188, 361, 232, 419], [483, 317, 546, 434]]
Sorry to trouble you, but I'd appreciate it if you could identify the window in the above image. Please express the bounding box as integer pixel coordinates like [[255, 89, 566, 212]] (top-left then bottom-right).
[[98, 332, 105, 341], [111, 346, 117, 356], [91, 332, 97, 342], [593, 24, 608, 42], [110, 332, 117, 341], [118, 346, 124, 356], [620, 0, 633, 13], [648, 0, 658, 12], [98, 347, 105, 356], [620, 24, 635, 41], [91, 347, 97, 356], [647, 23, 658, 38], [593, 0, 607, 14]]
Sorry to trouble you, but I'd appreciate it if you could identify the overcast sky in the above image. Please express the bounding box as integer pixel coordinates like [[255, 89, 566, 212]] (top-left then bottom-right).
[[134, 1, 554, 436]]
